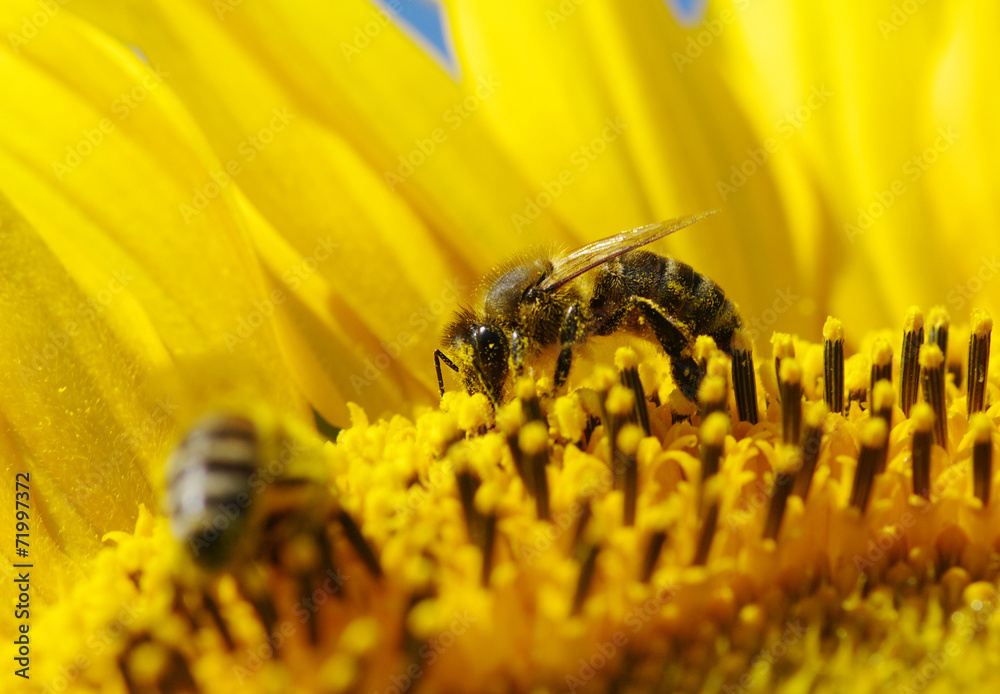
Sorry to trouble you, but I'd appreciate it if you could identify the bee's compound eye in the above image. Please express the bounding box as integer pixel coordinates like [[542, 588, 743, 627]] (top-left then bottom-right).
[[471, 324, 509, 401], [472, 325, 507, 363]]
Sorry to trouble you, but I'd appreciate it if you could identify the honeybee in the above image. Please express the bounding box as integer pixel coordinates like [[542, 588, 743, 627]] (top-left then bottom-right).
[[434, 212, 742, 406], [164, 410, 331, 570]]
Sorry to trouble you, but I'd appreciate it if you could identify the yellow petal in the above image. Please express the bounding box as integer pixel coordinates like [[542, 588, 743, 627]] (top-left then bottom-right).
[[68, 0, 582, 417], [443, 0, 809, 332], [0, 2, 304, 626]]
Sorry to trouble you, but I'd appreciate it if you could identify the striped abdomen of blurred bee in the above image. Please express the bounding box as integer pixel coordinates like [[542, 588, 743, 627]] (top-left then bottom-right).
[[435, 212, 741, 405], [164, 411, 331, 571]]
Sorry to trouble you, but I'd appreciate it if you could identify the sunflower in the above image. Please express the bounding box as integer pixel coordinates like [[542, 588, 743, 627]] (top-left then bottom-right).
[[3, 0, 999, 692]]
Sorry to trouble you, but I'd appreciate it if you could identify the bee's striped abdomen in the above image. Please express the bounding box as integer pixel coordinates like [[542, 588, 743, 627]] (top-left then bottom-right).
[[165, 413, 259, 569]]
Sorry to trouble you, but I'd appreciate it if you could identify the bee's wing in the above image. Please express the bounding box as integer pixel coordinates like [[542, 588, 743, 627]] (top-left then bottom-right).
[[538, 211, 716, 292]]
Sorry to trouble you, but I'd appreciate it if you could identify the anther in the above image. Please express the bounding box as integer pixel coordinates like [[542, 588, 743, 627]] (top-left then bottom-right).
[[900, 306, 924, 416], [700, 412, 729, 482], [606, 384, 637, 493], [515, 377, 545, 423], [870, 338, 893, 399], [871, 380, 895, 472], [763, 447, 797, 540], [698, 375, 728, 419], [200, 591, 235, 651], [846, 354, 869, 412], [927, 305, 950, 359], [910, 402, 934, 499], [971, 413, 995, 505], [616, 347, 650, 435], [572, 543, 601, 615], [919, 344, 949, 449], [791, 402, 827, 499], [967, 309, 992, 417], [779, 358, 803, 445], [823, 317, 845, 415], [694, 413, 727, 565], [519, 421, 551, 521], [480, 510, 497, 587], [337, 509, 383, 578], [849, 418, 888, 513], [616, 424, 644, 526], [771, 333, 795, 403], [640, 530, 667, 583], [731, 329, 759, 424]]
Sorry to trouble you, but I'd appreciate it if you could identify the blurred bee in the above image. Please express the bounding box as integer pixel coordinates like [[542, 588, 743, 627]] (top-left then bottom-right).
[[163, 410, 332, 571], [434, 212, 742, 406]]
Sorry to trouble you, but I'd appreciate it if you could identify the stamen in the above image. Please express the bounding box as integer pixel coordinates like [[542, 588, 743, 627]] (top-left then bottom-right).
[[519, 421, 551, 521], [571, 543, 601, 615], [871, 380, 895, 473], [480, 511, 497, 587], [700, 412, 728, 482], [497, 400, 527, 484], [515, 377, 545, 423], [971, 413, 994, 505], [927, 305, 950, 358], [791, 402, 827, 499], [617, 424, 643, 526], [919, 344, 949, 449], [606, 384, 637, 493], [337, 509, 383, 577], [900, 306, 924, 416], [693, 335, 719, 368], [823, 317, 844, 415], [763, 447, 797, 541], [849, 418, 888, 513], [779, 359, 803, 445], [967, 309, 992, 417], [910, 403, 934, 499], [616, 347, 650, 435], [870, 338, 893, 399], [771, 332, 795, 403], [640, 530, 667, 583], [455, 468, 481, 538], [845, 354, 868, 412], [694, 413, 727, 565], [200, 591, 235, 651], [697, 375, 728, 419], [731, 329, 759, 424]]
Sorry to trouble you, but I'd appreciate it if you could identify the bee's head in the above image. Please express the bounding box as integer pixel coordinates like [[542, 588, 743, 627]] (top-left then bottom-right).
[[443, 310, 510, 407]]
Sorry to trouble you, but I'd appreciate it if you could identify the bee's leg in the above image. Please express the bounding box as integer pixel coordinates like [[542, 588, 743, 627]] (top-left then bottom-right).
[[434, 350, 459, 397], [554, 303, 584, 388], [613, 296, 702, 401]]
